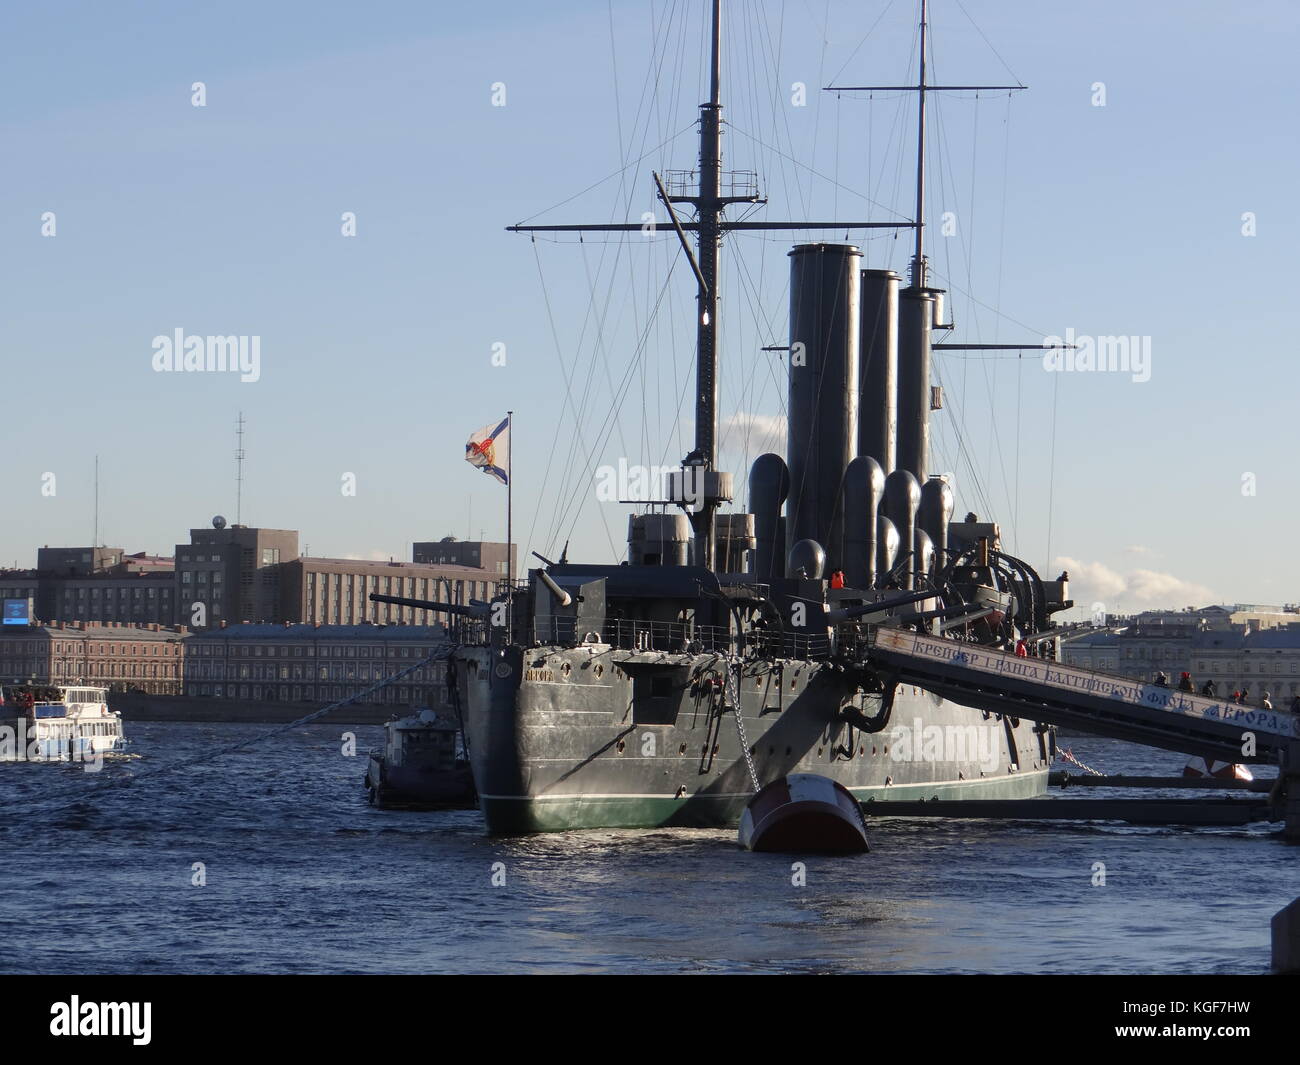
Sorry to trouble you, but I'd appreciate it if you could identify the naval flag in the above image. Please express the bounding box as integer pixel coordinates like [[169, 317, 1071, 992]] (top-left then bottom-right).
[[465, 417, 510, 486]]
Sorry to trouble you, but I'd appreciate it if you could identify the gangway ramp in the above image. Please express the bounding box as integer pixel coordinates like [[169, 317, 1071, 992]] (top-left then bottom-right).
[[867, 627, 1300, 767]]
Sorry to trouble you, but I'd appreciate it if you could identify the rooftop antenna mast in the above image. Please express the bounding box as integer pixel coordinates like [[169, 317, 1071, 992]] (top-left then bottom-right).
[[508, 0, 917, 571], [235, 411, 246, 525], [93, 454, 99, 549]]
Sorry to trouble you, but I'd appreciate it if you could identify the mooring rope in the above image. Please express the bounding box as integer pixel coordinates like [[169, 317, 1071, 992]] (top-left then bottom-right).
[[1056, 745, 1103, 776]]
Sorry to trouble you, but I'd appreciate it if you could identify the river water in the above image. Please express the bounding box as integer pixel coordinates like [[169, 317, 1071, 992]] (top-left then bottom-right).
[[0, 723, 1290, 974]]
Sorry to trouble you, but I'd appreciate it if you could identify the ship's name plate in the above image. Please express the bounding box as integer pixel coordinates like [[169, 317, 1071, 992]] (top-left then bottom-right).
[[524, 668, 556, 682]]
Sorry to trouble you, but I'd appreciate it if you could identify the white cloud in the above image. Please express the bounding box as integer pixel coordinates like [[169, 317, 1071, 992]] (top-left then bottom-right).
[[1055, 555, 1215, 612], [720, 412, 787, 455]]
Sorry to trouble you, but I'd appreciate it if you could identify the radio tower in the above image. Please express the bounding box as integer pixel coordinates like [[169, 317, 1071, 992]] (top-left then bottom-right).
[[235, 412, 246, 526]]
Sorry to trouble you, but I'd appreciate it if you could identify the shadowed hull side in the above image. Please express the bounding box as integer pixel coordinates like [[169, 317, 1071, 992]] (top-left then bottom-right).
[[459, 644, 1052, 834]]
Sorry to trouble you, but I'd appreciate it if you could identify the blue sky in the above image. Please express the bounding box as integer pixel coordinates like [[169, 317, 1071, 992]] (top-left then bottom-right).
[[2, 0, 1297, 618]]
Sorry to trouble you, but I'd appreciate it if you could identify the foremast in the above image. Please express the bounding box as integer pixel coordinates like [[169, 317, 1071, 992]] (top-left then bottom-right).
[[509, 0, 917, 573]]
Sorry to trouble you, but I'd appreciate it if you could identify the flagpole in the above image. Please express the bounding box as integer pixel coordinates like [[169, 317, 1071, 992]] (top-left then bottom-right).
[[506, 410, 513, 635]]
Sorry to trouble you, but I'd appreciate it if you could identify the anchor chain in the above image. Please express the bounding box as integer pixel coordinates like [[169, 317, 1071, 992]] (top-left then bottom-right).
[[723, 657, 760, 791], [1057, 745, 1103, 776]]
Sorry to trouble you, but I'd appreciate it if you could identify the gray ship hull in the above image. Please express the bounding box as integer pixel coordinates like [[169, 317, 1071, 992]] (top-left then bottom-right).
[[459, 642, 1051, 834]]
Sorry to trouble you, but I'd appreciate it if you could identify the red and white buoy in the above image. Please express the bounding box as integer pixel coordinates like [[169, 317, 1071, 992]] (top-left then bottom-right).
[[738, 773, 870, 854], [1182, 757, 1253, 781]]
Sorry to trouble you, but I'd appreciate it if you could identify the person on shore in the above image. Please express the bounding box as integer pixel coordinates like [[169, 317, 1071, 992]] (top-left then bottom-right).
[[1201, 679, 1216, 698], [1177, 671, 1194, 693], [1154, 671, 1169, 688]]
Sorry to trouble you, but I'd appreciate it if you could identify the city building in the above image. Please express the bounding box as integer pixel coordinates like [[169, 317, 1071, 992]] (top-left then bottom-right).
[[0, 621, 187, 694], [1060, 604, 1300, 703], [1190, 627, 1300, 704], [181, 622, 449, 706], [281, 557, 497, 626], [175, 522, 299, 627], [413, 537, 514, 577], [8, 529, 513, 630], [1057, 630, 1120, 673], [2, 549, 177, 626]]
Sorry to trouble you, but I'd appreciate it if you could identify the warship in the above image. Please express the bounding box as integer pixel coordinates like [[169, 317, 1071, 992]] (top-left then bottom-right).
[[378, 0, 1072, 833]]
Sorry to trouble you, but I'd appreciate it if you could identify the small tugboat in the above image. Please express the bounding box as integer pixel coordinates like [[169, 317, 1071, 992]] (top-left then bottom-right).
[[0, 684, 125, 763], [365, 707, 475, 809]]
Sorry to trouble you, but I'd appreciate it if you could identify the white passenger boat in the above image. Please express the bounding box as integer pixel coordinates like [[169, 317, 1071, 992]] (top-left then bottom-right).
[[0, 684, 125, 762]]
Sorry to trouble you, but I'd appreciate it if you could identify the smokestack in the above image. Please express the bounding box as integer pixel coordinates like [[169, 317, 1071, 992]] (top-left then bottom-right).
[[858, 269, 899, 476], [896, 287, 935, 482], [841, 456, 885, 589], [787, 243, 861, 568], [748, 453, 790, 583]]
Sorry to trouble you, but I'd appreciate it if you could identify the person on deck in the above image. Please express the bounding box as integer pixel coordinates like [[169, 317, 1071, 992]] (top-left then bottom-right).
[[1261, 690, 1274, 711], [1201, 679, 1216, 698], [829, 569, 845, 589], [1154, 671, 1169, 688], [1015, 639, 1028, 657], [1177, 671, 1194, 693], [1290, 694, 1300, 715]]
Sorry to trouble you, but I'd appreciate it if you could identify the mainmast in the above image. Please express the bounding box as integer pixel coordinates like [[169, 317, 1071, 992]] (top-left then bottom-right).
[[831, 0, 1024, 292], [910, 0, 929, 289]]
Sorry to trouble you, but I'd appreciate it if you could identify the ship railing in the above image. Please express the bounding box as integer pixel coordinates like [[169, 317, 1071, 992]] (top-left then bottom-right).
[[527, 616, 835, 659]]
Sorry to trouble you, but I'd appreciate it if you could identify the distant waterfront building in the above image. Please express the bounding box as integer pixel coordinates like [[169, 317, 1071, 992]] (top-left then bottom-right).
[[281, 557, 497, 626], [1057, 630, 1120, 673], [0, 621, 186, 694], [1190, 627, 1300, 702], [413, 537, 514, 577], [0, 569, 40, 610], [175, 522, 299, 627], [1060, 603, 1300, 700], [1, 549, 176, 626], [5, 529, 512, 630], [181, 623, 449, 706]]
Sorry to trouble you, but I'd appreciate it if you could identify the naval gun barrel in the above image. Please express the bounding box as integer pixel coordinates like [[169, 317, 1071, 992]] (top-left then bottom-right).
[[537, 570, 573, 607], [826, 588, 938, 624], [368, 592, 490, 619]]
